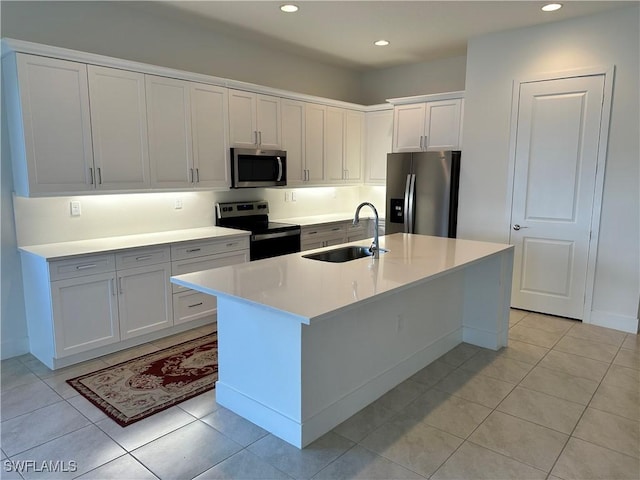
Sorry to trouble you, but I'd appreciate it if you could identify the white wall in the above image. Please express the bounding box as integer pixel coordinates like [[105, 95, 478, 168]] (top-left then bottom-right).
[[360, 55, 467, 104], [459, 5, 639, 331], [0, 1, 363, 103], [1, 82, 28, 358]]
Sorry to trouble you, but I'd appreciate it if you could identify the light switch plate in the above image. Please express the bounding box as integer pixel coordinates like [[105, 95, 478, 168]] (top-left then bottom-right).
[[174, 198, 183, 209], [70, 201, 81, 216]]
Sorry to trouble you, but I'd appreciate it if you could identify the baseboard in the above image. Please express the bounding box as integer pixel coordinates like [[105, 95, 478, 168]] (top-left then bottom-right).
[[588, 310, 638, 334], [1, 336, 29, 360]]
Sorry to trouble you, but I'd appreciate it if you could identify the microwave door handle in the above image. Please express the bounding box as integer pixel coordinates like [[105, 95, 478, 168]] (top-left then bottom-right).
[[277, 157, 283, 181]]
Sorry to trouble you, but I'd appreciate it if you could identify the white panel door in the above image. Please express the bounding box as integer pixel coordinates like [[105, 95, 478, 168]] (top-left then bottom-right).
[[146, 75, 193, 188], [229, 89, 257, 147], [365, 109, 393, 184], [118, 263, 172, 340], [392, 103, 426, 152], [304, 104, 326, 183], [14, 54, 94, 194], [281, 99, 306, 184], [88, 66, 150, 190], [344, 110, 364, 182], [51, 272, 119, 357], [190, 83, 230, 188], [424, 99, 462, 151], [256, 94, 281, 149], [510, 75, 605, 319], [325, 107, 345, 182]]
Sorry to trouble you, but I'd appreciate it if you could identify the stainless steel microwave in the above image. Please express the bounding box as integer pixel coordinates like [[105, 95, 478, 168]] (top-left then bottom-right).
[[231, 148, 287, 188]]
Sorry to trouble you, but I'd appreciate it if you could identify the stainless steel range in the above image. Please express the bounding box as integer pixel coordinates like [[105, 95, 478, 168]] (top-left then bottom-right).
[[215, 201, 301, 261]]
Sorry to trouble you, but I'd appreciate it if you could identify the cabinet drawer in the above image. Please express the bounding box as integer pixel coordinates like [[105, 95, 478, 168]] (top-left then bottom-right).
[[49, 254, 116, 281], [301, 224, 346, 241], [173, 290, 217, 324], [171, 236, 249, 261], [115, 246, 171, 270], [172, 250, 249, 293]]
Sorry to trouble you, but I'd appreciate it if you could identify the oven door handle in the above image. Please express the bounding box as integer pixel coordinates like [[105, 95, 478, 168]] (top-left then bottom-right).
[[276, 157, 283, 182], [252, 230, 300, 242]]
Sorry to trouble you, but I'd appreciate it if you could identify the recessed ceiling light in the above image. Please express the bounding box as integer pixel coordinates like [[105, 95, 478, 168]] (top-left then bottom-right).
[[280, 4, 299, 13], [541, 3, 563, 12], [374, 40, 390, 47]]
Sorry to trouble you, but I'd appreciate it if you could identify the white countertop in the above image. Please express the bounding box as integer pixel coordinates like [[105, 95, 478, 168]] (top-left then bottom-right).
[[172, 233, 513, 324], [19, 226, 250, 260]]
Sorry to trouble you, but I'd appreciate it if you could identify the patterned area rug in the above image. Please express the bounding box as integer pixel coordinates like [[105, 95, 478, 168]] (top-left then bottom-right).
[[66, 333, 217, 427]]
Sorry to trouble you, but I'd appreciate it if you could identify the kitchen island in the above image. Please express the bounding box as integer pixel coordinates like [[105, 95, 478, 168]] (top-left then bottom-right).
[[171, 233, 513, 448]]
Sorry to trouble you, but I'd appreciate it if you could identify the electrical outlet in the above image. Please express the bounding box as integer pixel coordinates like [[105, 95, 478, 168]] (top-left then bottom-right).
[[174, 198, 183, 210], [284, 191, 290, 202], [70, 201, 81, 217], [291, 191, 297, 202]]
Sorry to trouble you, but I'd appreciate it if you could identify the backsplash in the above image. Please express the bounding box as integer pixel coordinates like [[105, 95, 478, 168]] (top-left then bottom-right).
[[13, 186, 385, 246]]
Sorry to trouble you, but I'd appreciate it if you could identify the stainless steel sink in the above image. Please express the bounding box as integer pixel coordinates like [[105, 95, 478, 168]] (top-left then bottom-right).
[[302, 245, 388, 263]]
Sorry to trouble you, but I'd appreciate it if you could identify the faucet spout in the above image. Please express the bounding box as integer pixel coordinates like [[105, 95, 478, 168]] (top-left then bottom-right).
[[353, 202, 380, 259]]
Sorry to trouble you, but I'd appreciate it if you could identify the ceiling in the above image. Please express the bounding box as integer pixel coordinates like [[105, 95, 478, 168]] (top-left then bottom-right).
[[135, 1, 633, 70]]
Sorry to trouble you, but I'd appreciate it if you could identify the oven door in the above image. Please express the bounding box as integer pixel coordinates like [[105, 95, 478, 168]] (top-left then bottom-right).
[[231, 148, 287, 188], [251, 230, 300, 261]]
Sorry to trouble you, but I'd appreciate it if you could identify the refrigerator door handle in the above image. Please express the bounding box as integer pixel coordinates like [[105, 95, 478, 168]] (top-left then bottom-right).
[[408, 174, 417, 233], [403, 174, 412, 233]]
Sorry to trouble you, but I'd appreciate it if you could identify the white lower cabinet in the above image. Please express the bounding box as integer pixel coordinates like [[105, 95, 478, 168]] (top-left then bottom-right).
[[171, 238, 249, 324], [51, 271, 120, 358], [117, 262, 172, 340], [22, 234, 249, 369]]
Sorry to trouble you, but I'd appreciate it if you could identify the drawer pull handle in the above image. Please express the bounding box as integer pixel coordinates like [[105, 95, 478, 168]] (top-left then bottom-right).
[[76, 264, 97, 270], [331, 227, 341, 231], [135, 255, 153, 261], [186, 248, 201, 253], [308, 231, 318, 235], [188, 302, 204, 308], [226, 243, 237, 247]]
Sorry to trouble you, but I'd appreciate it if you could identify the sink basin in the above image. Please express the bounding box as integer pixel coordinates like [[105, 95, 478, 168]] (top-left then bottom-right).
[[302, 245, 388, 263]]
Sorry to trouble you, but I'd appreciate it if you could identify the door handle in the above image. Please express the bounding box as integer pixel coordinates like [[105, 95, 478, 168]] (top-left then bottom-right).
[[513, 224, 529, 231]]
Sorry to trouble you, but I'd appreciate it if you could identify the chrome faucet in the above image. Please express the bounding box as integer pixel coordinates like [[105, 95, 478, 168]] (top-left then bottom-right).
[[353, 202, 380, 259]]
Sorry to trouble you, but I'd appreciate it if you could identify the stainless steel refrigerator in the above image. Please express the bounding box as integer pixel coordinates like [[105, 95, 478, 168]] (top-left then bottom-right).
[[385, 151, 461, 237]]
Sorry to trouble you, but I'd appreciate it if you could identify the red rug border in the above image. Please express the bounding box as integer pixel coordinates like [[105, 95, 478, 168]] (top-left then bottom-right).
[[66, 332, 217, 428]]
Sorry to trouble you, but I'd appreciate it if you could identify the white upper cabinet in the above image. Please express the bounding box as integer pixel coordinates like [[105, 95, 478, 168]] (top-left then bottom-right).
[[344, 110, 364, 183], [325, 107, 345, 182], [281, 99, 306, 185], [87, 65, 150, 190], [3, 53, 94, 196], [304, 103, 327, 183], [190, 83, 230, 188], [229, 89, 281, 149], [392, 97, 463, 152], [326, 108, 364, 183], [146, 75, 193, 189], [147, 76, 230, 189], [365, 109, 393, 185]]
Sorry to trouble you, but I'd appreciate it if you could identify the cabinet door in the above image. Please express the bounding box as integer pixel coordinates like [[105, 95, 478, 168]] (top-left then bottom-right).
[[392, 103, 426, 152], [365, 109, 393, 184], [325, 107, 345, 182], [146, 75, 193, 188], [51, 272, 119, 357], [344, 110, 364, 182], [9, 54, 94, 195], [281, 99, 306, 185], [304, 103, 326, 183], [256, 94, 281, 149], [88, 66, 150, 190], [424, 99, 462, 151], [229, 89, 257, 147], [117, 263, 172, 340], [191, 83, 230, 188]]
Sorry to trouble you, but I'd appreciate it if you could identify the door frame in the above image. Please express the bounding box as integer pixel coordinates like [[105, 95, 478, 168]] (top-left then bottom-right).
[[505, 65, 615, 323]]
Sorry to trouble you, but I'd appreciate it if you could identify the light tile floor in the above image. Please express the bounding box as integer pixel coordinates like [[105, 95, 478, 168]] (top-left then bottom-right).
[[1, 311, 639, 479]]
